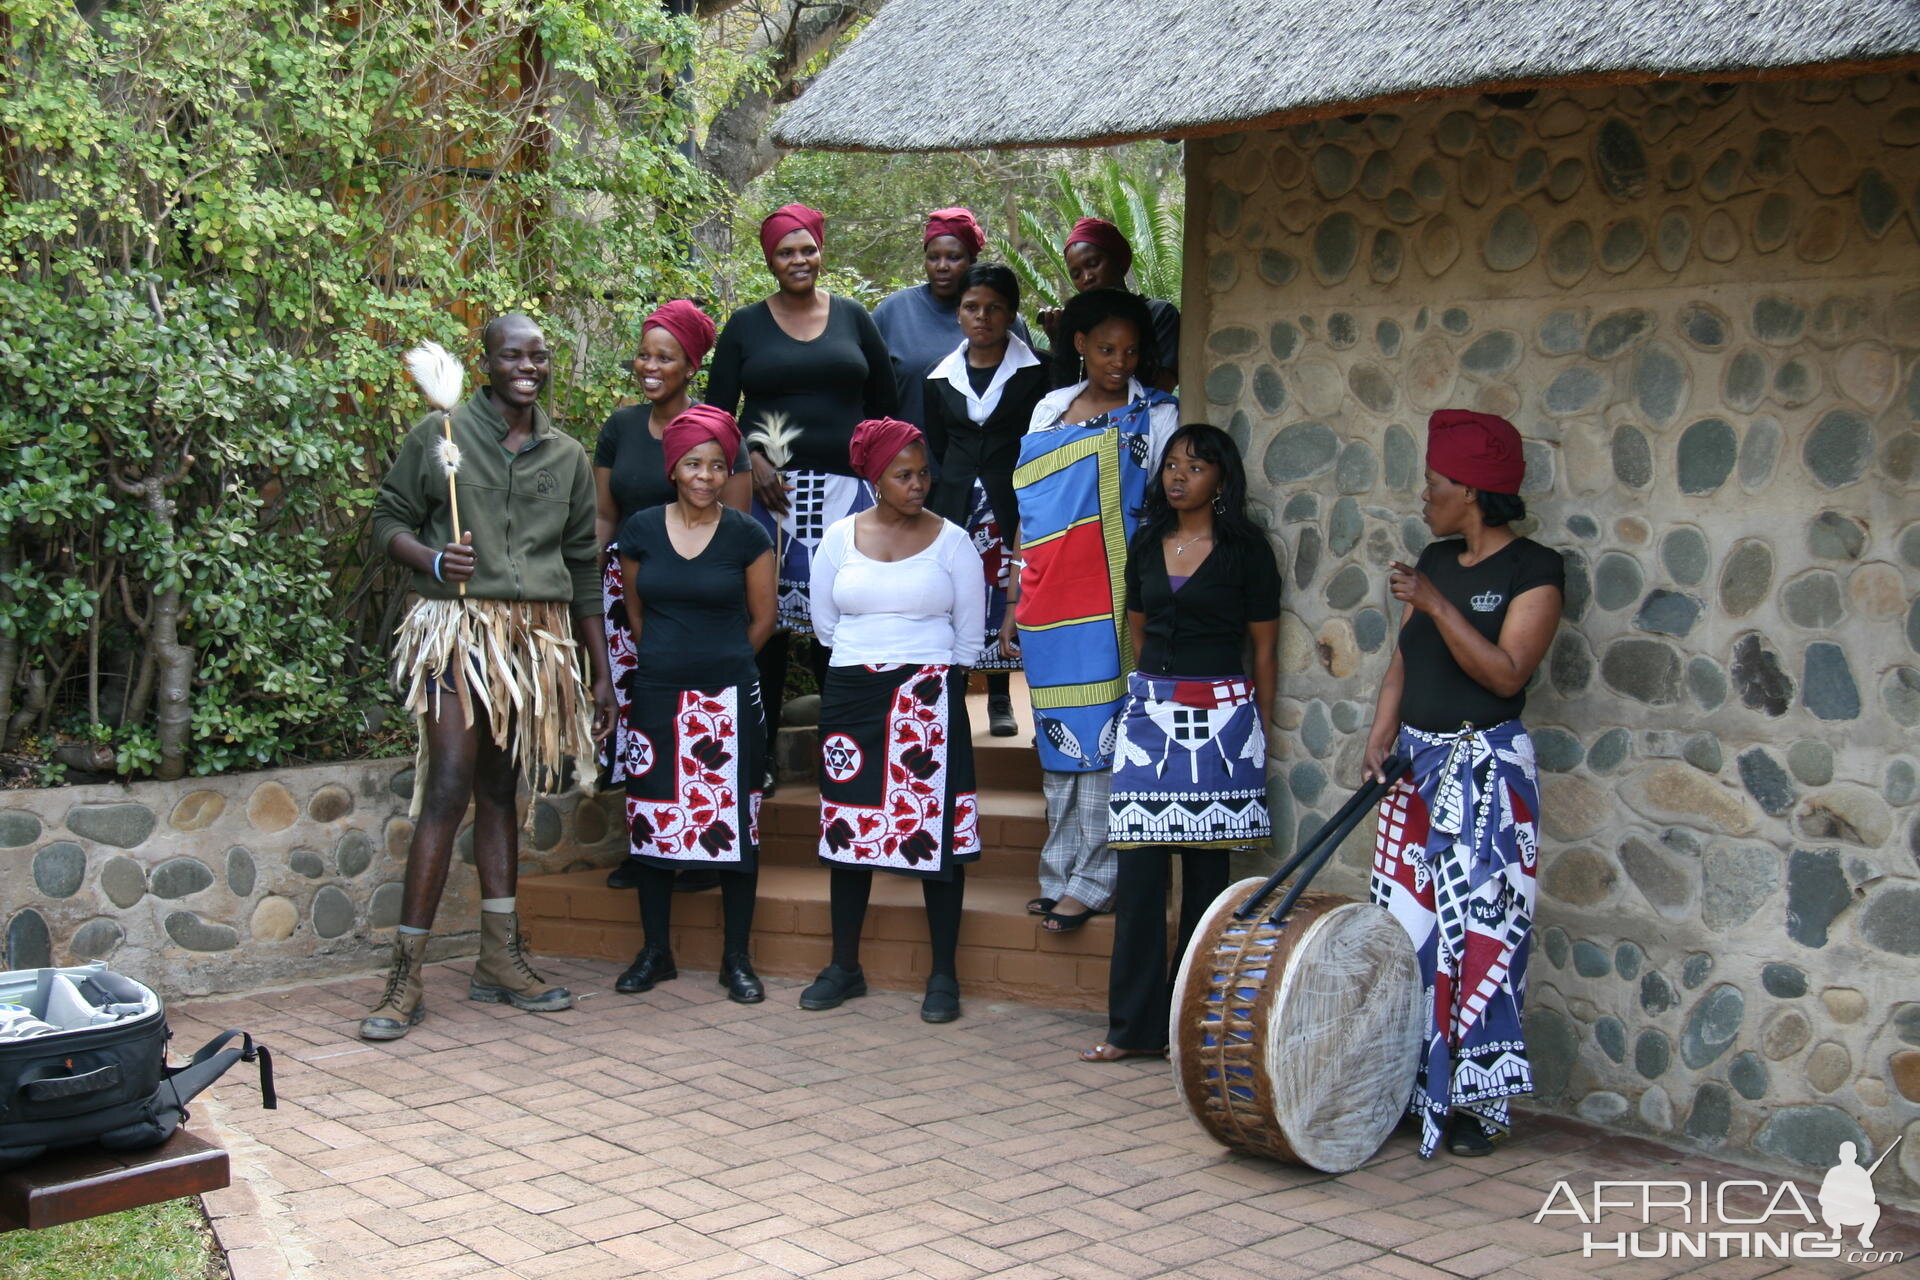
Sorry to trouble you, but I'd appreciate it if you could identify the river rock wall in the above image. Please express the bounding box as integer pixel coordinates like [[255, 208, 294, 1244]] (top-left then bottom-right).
[[1189, 73, 1920, 1202], [1, 762, 626, 998]]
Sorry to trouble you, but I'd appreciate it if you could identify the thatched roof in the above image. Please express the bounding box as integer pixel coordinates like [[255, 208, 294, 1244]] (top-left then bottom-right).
[[774, 0, 1920, 152]]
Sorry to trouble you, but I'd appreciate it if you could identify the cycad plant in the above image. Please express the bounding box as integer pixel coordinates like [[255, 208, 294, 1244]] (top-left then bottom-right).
[[1009, 155, 1185, 320]]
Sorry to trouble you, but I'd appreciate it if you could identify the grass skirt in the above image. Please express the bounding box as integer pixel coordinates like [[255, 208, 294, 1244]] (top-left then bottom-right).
[[390, 596, 595, 817]]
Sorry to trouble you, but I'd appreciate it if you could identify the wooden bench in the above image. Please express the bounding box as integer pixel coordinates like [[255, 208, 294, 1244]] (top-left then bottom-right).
[[0, 1130, 228, 1232]]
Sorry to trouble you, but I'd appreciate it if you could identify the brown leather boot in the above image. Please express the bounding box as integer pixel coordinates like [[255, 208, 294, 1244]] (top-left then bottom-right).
[[469, 911, 573, 1012], [360, 931, 429, 1040]]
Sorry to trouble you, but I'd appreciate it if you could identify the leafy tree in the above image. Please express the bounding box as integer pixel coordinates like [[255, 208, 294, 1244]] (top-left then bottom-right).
[[0, 0, 714, 776], [1007, 152, 1185, 314]]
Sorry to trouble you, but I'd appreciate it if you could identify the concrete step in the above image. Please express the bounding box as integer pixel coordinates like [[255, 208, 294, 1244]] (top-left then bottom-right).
[[519, 867, 1111, 1012]]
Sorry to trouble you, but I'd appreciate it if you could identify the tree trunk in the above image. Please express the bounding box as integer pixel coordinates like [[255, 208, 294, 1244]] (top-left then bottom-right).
[[0, 539, 16, 748], [117, 468, 195, 779], [695, 1, 877, 199]]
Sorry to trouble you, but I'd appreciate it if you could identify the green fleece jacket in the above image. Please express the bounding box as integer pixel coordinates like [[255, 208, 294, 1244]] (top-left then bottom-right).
[[371, 388, 601, 617]]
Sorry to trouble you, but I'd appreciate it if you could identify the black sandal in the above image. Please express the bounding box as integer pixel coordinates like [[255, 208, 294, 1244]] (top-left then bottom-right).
[[1041, 906, 1096, 933], [1025, 897, 1057, 916]]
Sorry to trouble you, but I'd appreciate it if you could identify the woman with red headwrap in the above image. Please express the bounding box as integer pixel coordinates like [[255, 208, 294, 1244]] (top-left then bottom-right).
[[1037, 217, 1180, 392], [800, 419, 985, 1022], [612, 404, 778, 1004], [1361, 410, 1564, 1160], [871, 207, 1035, 429], [706, 204, 898, 740], [595, 300, 750, 891]]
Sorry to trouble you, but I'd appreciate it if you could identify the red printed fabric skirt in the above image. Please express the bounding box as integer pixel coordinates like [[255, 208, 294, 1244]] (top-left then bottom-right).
[[623, 679, 765, 871], [817, 663, 980, 881], [599, 543, 638, 788]]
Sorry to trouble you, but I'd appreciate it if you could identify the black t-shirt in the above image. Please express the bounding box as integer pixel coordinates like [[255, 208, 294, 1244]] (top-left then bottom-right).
[[1125, 531, 1283, 677], [616, 506, 772, 690], [965, 363, 995, 395], [1146, 297, 1181, 381], [1396, 536, 1566, 731], [593, 404, 750, 523], [703, 295, 897, 476]]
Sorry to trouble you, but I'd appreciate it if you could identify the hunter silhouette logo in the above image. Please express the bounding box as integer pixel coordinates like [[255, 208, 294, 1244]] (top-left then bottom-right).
[[1536, 1135, 1904, 1266], [1820, 1139, 1896, 1250]]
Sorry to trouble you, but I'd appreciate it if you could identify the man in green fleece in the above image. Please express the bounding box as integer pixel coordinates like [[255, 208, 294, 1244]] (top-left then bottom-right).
[[363, 312, 616, 1040]]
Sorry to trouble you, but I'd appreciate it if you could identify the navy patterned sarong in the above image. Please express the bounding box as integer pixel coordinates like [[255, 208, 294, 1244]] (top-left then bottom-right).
[[1369, 718, 1540, 1158]]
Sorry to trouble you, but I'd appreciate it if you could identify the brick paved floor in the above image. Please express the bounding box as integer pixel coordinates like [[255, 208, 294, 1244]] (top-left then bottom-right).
[[176, 955, 1916, 1280]]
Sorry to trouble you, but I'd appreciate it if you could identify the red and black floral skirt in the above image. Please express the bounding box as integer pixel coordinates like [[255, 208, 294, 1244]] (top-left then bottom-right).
[[816, 663, 980, 881], [623, 679, 765, 871]]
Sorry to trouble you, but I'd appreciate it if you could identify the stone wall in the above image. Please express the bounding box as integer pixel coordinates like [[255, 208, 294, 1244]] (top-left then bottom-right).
[[1, 762, 627, 998], [1188, 74, 1920, 1203]]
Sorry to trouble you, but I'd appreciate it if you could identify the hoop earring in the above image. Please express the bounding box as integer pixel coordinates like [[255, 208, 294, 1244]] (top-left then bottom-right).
[[1212, 495, 1225, 515]]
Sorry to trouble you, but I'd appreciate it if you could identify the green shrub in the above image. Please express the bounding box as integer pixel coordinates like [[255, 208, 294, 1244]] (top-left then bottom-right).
[[0, 0, 718, 777]]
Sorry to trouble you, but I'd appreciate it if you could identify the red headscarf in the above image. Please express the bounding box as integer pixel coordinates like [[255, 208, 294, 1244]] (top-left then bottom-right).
[[759, 204, 826, 262], [848, 418, 925, 484], [923, 207, 985, 257], [1426, 410, 1526, 495], [661, 404, 741, 479], [641, 299, 716, 369], [1065, 217, 1133, 276]]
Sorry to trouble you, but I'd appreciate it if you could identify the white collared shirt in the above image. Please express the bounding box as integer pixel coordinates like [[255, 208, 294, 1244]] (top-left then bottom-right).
[[929, 332, 1042, 425], [1027, 378, 1181, 469]]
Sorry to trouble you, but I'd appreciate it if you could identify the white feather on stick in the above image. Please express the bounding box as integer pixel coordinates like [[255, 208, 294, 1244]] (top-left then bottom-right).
[[403, 341, 464, 413], [746, 409, 801, 469], [404, 340, 468, 595], [746, 410, 803, 577]]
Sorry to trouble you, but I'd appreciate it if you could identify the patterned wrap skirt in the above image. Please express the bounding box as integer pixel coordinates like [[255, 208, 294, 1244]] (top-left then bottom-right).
[[1368, 718, 1540, 1158], [752, 469, 874, 634], [623, 679, 765, 871], [962, 481, 1021, 673], [817, 663, 980, 881], [599, 543, 638, 788], [1107, 671, 1271, 850]]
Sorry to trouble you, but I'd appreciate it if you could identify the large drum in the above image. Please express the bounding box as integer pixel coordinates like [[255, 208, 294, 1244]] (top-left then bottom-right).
[[1171, 877, 1423, 1173]]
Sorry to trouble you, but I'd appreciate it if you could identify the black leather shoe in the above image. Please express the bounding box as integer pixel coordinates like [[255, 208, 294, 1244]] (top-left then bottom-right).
[[798, 964, 867, 1011], [920, 973, 960, 1023], [719, 952, 764, 1004], [606, 859, 646, 889], [673, 867, 721, 893], [614, 945, 676, 994], [987, 693, 1018, 737]]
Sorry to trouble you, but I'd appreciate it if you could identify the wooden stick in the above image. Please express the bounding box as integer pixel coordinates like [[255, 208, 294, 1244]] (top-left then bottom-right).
[[442, 410, 465, 597]]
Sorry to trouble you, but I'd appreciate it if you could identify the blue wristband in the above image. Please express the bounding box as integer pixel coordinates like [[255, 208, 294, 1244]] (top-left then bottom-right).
[[432, 551, 446, 583]]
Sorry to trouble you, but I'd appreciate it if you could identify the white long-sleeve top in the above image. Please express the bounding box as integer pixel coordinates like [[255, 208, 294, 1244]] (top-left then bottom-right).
[[809, 514, 986, 667]]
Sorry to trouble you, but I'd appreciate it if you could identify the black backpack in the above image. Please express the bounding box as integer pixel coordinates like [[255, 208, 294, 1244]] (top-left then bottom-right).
[[0, 963, 275, 1171]]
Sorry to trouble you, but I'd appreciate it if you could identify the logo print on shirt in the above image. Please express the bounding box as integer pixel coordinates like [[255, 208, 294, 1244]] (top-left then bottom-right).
[[1471, 590, 1504, 613]]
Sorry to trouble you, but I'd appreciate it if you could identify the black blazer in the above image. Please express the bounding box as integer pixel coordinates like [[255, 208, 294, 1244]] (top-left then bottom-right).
[[923, 361, 1053, 479]]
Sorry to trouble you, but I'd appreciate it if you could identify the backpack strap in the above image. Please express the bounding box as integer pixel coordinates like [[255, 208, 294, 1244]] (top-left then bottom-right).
[[160, 1030, 277, 1114]]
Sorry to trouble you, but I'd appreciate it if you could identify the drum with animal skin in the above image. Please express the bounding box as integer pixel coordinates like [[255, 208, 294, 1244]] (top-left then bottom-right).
[[1170, 877, 1423, 1173]]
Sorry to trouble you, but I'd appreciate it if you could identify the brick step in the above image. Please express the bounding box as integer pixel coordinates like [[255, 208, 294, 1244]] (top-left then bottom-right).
[[519, 867, 1111, 1012], [758, 786, 1047, 879]]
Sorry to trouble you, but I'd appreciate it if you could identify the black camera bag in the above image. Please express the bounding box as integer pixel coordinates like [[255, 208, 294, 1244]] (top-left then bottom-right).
[[0, 964, 274, 1171]]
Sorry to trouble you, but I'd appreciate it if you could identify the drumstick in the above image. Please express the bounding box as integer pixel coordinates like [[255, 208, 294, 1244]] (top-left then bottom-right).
[[1234, 754, 1407, 923]]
